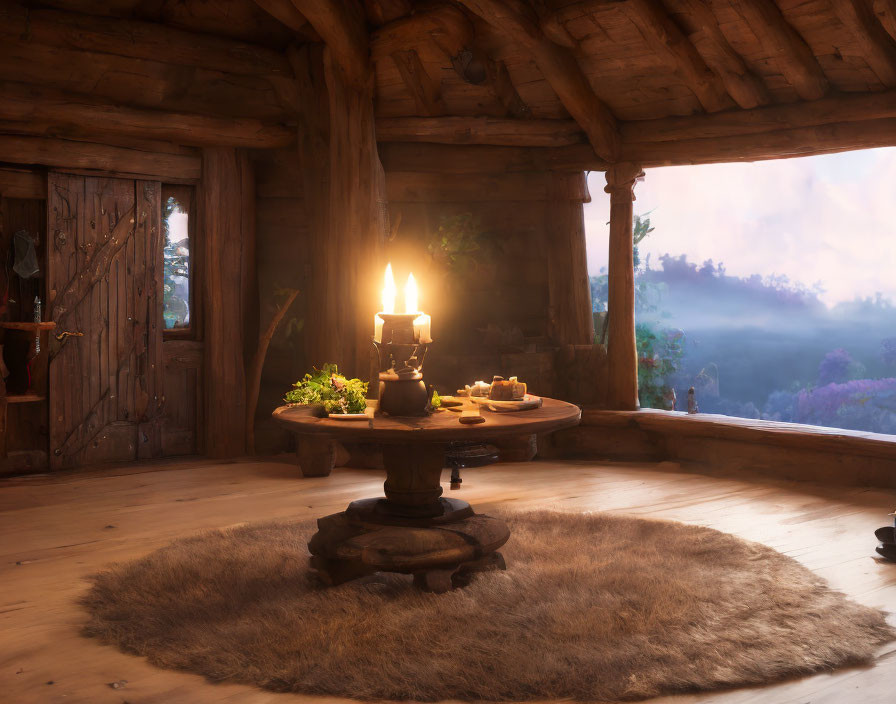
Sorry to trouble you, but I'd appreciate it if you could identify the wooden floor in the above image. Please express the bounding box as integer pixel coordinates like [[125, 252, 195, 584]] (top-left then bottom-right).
[[2, 457, 896, 704]]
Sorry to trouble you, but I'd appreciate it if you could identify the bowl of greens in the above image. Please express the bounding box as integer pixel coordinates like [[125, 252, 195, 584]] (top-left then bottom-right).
[[284, 363, 368, 417]]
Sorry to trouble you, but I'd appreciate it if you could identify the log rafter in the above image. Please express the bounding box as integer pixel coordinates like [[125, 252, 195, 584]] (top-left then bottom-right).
[[622, 88, 896, 142], [455, 0, 620, 161], [371, 4, 470, 117], [624, 0, 732, 112], [253, 0, 321, 39], [667, 0, 771, 109], [830, 0, 896, 87], [728, 0, 829, 100], [0, 81, 294, 149], [376, 116, 584, 146], [390, 49, 447, 115], [877, 0, 896, 42], [289, 0, 371, 86]]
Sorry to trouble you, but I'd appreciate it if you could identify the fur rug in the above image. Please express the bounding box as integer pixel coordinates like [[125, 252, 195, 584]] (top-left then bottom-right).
[[80, 511, 894, 701]]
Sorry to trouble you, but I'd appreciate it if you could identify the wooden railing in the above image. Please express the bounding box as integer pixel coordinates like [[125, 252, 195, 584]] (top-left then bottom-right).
[[550, 408, 896, 489]]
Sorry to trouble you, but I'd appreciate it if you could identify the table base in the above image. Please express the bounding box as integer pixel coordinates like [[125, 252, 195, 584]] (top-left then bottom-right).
[[307, 498, 510, 593]]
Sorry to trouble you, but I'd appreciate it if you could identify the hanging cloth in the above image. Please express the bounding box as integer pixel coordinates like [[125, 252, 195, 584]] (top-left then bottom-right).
[[12, 230, 40, 279]]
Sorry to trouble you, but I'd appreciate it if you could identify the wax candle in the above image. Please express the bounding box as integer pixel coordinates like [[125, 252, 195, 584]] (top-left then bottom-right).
[[374, 263, 398, 343], [413, 314, 431, 344]]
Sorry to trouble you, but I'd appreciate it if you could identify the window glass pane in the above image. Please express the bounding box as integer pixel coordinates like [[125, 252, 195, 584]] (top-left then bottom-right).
[[585, 148, 896, 435], [163, 196, 190, 329]]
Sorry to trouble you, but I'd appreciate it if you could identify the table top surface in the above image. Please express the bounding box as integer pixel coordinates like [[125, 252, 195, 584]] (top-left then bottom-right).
[[272, 397, 581, 443]]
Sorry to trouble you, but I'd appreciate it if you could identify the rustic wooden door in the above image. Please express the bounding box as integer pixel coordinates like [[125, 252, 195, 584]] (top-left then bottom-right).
[[47, 173, 163, 469]]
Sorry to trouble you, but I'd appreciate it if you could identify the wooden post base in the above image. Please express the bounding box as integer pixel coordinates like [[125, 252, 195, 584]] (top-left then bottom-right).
[[296, 438, 336, 477], [307, 506, 510, 591]]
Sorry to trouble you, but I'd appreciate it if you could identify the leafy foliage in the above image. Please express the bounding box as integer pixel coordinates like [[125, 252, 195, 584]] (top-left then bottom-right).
[[794, 378, 896, 434], [818, 348, 865, 386], [427, 213, 495, 274], [637, 323, 684, 409], [284, 363, 368, 414]]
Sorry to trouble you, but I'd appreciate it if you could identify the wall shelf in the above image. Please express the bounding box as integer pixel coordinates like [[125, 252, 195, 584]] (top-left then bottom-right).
[[5, 393, 46, 404], [0, 321, 56, 331]]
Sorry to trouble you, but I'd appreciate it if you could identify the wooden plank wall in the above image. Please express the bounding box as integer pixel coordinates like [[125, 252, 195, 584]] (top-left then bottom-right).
[[250, 148, 307, 454], [385, 169, 596, 401]]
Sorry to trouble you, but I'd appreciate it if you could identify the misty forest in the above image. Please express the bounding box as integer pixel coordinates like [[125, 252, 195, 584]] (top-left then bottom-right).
[[591, 215, 896, 434]]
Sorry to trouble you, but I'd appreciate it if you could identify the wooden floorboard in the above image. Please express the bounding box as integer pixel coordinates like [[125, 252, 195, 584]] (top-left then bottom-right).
[[1, 457, 895, 703]]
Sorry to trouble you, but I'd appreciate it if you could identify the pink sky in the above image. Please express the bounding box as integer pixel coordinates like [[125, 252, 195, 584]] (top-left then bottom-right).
[[584, 147, 896, 307]]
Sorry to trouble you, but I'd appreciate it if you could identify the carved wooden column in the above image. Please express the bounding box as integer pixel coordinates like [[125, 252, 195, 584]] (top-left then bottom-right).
[[546, 172, 595, 347], [289, 2, 387, 383], [604, 163, 644, 410]]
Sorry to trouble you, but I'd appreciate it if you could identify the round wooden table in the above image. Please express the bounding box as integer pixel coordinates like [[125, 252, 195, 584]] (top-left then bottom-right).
[[272, 398, 581, 592]]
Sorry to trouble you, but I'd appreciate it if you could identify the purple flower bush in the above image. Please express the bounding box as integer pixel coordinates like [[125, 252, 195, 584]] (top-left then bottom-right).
[[794, 378, 896, 434]]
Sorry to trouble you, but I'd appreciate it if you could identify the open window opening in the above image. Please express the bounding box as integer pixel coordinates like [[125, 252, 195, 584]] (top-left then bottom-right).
[[586, 148, 896, 435], [162, 185, 194, 336]]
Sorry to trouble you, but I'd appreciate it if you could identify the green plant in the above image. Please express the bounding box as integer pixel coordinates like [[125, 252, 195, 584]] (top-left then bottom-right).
[[284, 363, 368, 414], [637, 322, 684, 409], [427, 212, 495, 274]]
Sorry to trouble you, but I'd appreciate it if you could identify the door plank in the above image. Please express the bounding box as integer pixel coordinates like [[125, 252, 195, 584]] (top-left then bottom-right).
[[47, 173, 163, 468]]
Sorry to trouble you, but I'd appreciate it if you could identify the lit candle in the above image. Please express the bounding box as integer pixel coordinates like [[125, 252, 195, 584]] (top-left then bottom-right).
[[413, 313, 431, 344], [374, 263, 397, 343], [404, 273, 432, 343]]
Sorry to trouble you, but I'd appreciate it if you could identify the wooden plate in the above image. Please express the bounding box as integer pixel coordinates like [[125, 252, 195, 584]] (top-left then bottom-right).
[[470, 394, 543, 411]]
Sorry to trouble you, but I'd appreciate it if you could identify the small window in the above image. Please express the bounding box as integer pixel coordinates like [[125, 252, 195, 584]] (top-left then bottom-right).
[[163, 193, 191, 331]]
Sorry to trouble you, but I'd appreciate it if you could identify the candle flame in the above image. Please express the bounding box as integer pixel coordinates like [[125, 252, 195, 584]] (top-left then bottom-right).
[[382, 263, 396, 314], [405, 272, 419, 314]]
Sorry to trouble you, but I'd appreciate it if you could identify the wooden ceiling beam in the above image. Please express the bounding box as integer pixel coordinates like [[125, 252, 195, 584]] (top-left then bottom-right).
[[670, 0, 771, 109], [624, 117, 896, 166], [728, 0, 828, 100], [375, 116, 586, 146], [371, 5, 474, 61], [622, 88, 896, 142], [624, 0, 732, 112], [253, 0, 321, 39], [377, 142, 607, 173], [455, 0, 620, 161], [831, 0, 896, 87], [489, 59, 531, 118], [0, 4, 292, 77], [0, 134, 201, 182], [0, 81, 294, 149], [364, 0, 413, 26], [371, 4, 472, 116], [289, 0, 370, 85], [0, 5, 292, 120], [876, 0, 896, 42], [391, 49, 446, 116]]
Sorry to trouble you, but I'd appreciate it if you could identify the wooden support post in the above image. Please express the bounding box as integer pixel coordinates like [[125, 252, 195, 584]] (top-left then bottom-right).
[[200, 148, 253, 457], [605, 163, 644, 411], [546, 173, 594, 347], [290, 41, 387, 382]]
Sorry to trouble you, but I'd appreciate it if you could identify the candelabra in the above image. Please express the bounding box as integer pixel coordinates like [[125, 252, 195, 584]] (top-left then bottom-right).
[[372, 313, 431, 416]]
